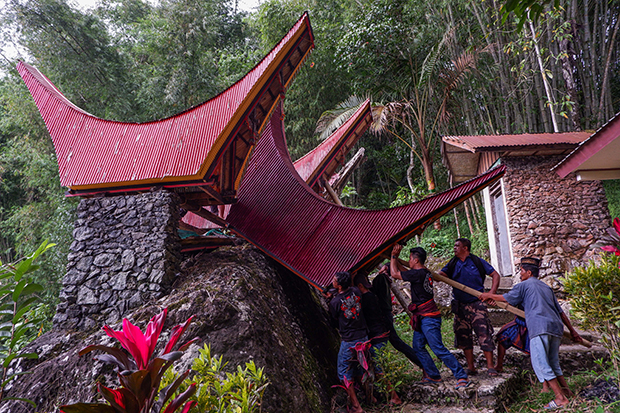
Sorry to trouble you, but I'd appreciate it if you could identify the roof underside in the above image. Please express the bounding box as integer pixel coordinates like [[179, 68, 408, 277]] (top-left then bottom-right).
[[554, 113, 620, 180], [226, 104, 505, 288], [18, 13, 314, 195], [442, 132, 590, 184]]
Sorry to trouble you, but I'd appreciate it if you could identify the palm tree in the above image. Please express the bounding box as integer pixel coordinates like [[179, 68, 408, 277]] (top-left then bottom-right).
[[318, 30, 482, 193]]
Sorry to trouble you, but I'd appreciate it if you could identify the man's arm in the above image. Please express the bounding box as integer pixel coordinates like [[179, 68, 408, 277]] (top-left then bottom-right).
[[390, 245, 406, 280], [560, 312, 583, 343], [479, 291, 506, 303], [488, 270, 500, 294]]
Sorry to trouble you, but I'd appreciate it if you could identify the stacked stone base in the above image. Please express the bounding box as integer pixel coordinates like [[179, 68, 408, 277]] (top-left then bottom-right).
[[54, 190, 181, 330]]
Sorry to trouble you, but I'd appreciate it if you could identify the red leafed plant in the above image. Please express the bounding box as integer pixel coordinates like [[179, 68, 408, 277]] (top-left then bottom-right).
[[60, 308, 199, 413], [600, 218, 620, 264]]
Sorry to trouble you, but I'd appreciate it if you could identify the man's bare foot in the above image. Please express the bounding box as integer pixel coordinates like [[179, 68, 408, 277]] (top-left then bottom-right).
[[562, 388, 574, 398], [349, 406, 364, 413], [493, 365, 503, 373]]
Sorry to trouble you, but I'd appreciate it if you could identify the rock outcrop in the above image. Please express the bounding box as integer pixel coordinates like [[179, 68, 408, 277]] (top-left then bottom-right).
[[3, 245, 339, 413]]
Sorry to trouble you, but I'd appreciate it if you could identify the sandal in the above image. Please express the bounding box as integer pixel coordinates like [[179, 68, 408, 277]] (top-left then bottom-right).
[[420, 376, 442, 384], [487, 368, 499, 377], [544, 400, 561, 410], [464, 368, 478, 376], [455, 378, 471, 390]]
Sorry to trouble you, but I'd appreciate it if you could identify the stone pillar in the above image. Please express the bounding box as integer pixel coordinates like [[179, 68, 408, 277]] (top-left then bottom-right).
[[53, 190, 181, 330]]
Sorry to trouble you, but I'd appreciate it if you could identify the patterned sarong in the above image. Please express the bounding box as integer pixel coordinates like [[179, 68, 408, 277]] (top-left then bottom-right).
[[496, 316, 529, 354]]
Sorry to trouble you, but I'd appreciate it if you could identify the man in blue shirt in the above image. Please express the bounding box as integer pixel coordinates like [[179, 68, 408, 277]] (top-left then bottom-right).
[[480, 257, 582, 410], [437, 238, 500, 376]]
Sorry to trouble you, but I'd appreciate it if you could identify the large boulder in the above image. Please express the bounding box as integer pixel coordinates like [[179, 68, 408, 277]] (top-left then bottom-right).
[[2, 245, 339, 412]]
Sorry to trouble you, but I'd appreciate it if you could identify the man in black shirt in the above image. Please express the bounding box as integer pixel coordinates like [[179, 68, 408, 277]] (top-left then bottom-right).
[[371, 265, 426, 376], [329, 271, 366, 413], [391, 245, 470, 389]]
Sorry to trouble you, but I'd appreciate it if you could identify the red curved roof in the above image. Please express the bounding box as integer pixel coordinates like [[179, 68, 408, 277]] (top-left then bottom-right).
[[293, 100, 371, 191], [17, 13, 314, 193], [227, 103, 506, 288], [180, 99, 372, 230]]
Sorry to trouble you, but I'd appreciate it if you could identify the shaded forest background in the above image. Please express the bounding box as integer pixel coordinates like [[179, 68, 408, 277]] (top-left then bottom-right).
[[1, 0, 620, 329]]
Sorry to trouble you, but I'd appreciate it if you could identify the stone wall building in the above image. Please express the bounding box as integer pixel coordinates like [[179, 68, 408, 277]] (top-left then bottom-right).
[[442, 132, 612, 290]]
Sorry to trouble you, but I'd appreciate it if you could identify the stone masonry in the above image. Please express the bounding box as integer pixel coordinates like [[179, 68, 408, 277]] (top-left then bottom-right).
[[53, 190, 181, 330], [502, 156, 611, 290]]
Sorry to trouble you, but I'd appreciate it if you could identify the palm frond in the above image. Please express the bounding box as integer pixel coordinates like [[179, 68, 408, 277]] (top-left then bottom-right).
[[315, 95, 367, 141], [417, 26, 455, 89]]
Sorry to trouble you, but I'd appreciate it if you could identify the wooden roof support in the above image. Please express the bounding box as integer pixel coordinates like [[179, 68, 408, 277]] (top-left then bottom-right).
[[199, 185, 226, 205], [182, 201, 229, 228], [322, 178, 343, 206]]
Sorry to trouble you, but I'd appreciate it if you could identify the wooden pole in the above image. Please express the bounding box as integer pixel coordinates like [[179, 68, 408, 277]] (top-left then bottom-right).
[[323, 179, 344, 206], [431, 271, 592, 348]]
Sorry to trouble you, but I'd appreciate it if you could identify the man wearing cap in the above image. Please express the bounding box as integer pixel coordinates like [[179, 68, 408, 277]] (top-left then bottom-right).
[[437, 238, 500, 376], [480, 257, 582, 410]]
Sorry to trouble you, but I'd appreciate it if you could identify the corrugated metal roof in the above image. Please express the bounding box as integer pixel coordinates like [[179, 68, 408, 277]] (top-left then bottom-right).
[[17, 13, 314, 192], [443, 131, 590, 153], [293, 100, 371, 191], [226, 103, 505, 288], [181, 100, 372, 230]]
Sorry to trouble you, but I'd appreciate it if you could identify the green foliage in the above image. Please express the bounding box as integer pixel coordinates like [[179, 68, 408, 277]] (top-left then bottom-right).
[[373, 344, 403, 401], [160, 344, 269, 413], [0, 240, 55, 409], [565, 254, 620, 382], [389, 185, 429, 208], [604, 180, 620, 221]]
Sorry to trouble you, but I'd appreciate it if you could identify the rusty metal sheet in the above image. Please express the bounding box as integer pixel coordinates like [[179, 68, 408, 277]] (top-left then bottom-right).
[[17, 13, 313, 192], [226, 104, 505, 288], [443, 132, 590, 152]]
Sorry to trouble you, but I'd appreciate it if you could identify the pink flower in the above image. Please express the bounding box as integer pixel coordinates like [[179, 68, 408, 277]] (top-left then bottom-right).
[[103, 308, 168, 370]]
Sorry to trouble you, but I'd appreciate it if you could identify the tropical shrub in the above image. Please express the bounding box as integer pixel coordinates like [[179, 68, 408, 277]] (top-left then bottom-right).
[[565, 252, 620, 382], [160, 344, 268, 413], [60, 308, 199, 413], [0, 240, 54, 408]]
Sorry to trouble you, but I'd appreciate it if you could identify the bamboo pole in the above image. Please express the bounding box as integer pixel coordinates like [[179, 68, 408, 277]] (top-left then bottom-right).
[[431, 271, 592, 348]]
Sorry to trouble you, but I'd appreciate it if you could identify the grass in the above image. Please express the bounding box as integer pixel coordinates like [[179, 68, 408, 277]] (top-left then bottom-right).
[[506, 363, 620, 412]]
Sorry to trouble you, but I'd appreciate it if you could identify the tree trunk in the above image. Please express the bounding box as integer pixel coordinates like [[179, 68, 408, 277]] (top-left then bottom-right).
[[596, 11, 620, 126], [453, 207, 461, 238], [464, 201, 475, 236], [528, 16, 559, 132], [558, 17, 581, 131]]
